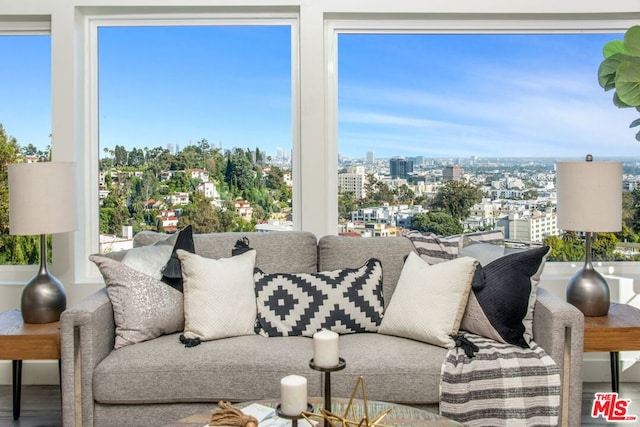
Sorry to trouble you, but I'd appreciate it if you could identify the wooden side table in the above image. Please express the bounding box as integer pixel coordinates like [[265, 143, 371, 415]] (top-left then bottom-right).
[[0, 309, 60, 420], [583, 303, 640, 393]]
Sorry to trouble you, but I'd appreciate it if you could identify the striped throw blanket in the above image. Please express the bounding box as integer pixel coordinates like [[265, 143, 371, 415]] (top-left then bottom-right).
[[440, 333, 561, 426]]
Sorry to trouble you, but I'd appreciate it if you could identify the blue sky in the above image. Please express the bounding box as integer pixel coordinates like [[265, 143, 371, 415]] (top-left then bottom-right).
[[1, 28, 637, 160], [0, 35, 51, 150]]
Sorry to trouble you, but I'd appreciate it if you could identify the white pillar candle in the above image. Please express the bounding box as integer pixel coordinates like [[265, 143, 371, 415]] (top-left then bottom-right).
[[313, 329, 339, 368], [280, 375, 307, 416]]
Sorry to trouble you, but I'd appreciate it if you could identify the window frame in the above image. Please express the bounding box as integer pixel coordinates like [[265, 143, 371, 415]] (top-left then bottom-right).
[[0, 17, 52, 284], [324, 15, 640, 279], [77, 10, 300, 283]]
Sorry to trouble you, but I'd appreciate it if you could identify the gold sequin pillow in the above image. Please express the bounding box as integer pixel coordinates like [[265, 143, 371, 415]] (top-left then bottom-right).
[[90, 255, 184, 349]]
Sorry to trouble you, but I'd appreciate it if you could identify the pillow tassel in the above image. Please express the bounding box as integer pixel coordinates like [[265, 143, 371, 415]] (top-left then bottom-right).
[[179, 334, 201, 348], [232, 237, 252, 256], [452, 333, 479, 358]]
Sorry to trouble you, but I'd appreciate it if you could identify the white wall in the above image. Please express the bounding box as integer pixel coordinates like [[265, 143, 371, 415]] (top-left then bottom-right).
[[1, 0, 640, 385]]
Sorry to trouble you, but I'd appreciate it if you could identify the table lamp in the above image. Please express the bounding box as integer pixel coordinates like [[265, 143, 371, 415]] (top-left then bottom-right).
[[556, 155, 622, 317], [8, 162, 77, 324]]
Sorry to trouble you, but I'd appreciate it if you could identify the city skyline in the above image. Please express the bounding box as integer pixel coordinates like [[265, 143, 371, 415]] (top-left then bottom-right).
[[2, 29, 639, 160]]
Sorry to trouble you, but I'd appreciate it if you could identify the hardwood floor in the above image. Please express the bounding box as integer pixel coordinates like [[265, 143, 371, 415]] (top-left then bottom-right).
[[1, 382, 640, 426], [0, 385, 61, 427]]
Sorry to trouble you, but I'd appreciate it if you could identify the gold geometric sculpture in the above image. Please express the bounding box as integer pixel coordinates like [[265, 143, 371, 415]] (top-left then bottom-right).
[[302, 376, 392, 427]]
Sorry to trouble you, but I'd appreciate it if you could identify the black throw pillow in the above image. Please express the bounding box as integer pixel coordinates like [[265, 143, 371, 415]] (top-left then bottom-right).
[[460, 246, 550, 348], [160, 225, 195, 292]]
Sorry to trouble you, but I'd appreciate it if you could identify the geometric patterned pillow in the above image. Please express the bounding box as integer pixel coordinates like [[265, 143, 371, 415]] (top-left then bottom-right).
[[253, 258, 384, 337]]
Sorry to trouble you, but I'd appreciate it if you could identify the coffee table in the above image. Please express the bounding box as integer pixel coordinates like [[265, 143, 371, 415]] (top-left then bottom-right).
[[167, 397, 462, 426]]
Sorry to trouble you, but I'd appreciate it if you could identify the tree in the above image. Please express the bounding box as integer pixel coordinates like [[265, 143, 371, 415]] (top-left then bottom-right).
[[255, 147, 264, 165], [395, 183, 415, 204], [167, 171, 191, 194], [197, 138, 210, 168], [225, 148, 256, 198], [593, 232, 619, 261], [127, 148, 145, 167], [411, 212, 463, 236], [0, 124, 20, 236], [129, 170, 158, 216], [264, 166, 290, 203], [338, 191, 358, 221], [174, 145, 200, 170], [521, 189, 539, 200], [363, 174, 394, 206], [218, 200, 256, 232], [177, 192, 221, 233], [21, 143, 39, 157], [113, 145, 128, 166], [0, 124, 43, 264], [543, 232, 585, 262], [430, 180, 483, 221]]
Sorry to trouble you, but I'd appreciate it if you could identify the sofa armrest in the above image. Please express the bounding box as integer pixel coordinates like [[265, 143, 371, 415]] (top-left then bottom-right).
[[533, 287, 584, 427], [60, 288, 116, 427]]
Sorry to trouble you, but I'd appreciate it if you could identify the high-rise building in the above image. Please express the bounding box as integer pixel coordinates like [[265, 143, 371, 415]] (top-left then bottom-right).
[[413, 156, 424, 166], [389, 157, 413, 179], [338, 165, 367, 199], [443, 165, 464, 181], [366, 151, 375, 164]]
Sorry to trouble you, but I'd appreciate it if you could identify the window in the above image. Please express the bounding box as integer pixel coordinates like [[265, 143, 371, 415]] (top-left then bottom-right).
[[95, 22, 295, 253], [0, 33, 51, 266], [334, 30, 638, 261]]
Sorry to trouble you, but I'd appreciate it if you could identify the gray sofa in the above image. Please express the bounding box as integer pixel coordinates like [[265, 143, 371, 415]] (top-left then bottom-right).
[[60, 231, 584, 427]]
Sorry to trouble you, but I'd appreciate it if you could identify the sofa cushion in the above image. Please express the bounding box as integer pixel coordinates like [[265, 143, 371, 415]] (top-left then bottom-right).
[[92, 332, 443, 406], [179, 249, 257, 342], [134, 231, 318, 274], [93, 334, 322, 404], [89, 255, 184, 349], [378, 254, 478, 349], [317, 235, 415, 303], [254, 258, 384, 337], [327, 333, 447, 404], [460, 246, 551, 348]]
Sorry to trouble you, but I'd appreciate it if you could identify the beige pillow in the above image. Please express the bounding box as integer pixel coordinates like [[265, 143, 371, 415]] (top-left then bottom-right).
[[90, 255, 184, 349], [379, 253, 478, 349], [179, 249, 257, 341]]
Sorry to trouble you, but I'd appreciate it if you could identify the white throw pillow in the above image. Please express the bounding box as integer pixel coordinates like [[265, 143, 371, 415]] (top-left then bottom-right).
[[378, 253, 478, 349], [178, 249, 257, 341], [121, 244, 173, 280], [460, 241, 505, 266]]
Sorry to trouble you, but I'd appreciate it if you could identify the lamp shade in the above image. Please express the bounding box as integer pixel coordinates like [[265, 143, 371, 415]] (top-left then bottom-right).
[[8, 162, 77, 236], [556, 159, 622, 232]]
